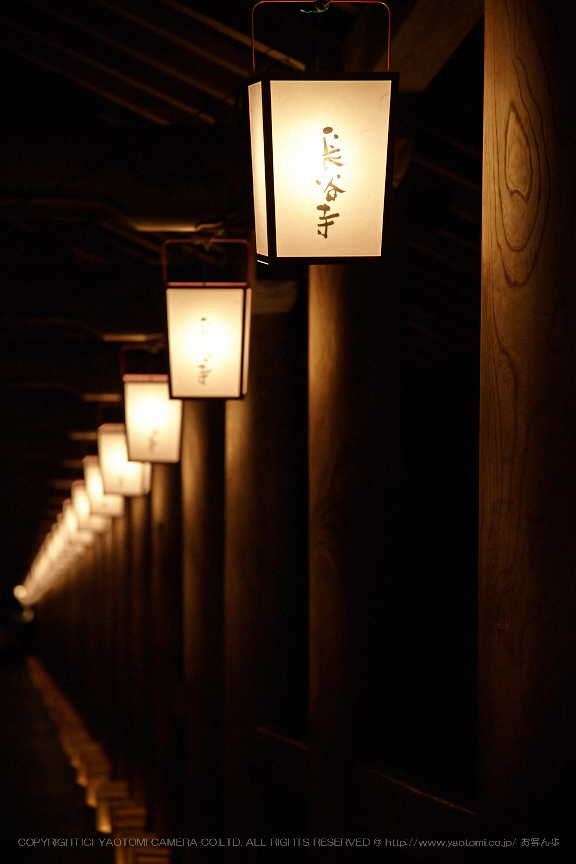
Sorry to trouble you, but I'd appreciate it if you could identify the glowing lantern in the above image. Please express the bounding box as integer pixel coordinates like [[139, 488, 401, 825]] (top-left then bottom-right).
[[163, 238, 252, 399], [62, 499, 95, 547], [123, 374, 182, 463], [83, 456, 125, 517], [98, 425, 151, 496], [248, 2, 397, 263], [13, 585, 27, 603], [71, 481, 111, 533]]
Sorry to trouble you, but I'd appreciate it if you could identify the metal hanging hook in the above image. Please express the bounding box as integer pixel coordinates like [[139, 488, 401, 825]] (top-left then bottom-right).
[[251, 0, 391, 75]]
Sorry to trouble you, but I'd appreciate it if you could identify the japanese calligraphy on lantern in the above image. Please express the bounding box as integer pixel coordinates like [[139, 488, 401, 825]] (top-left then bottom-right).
[[316, 126, 346, 239], [197, 316, 214, 385]]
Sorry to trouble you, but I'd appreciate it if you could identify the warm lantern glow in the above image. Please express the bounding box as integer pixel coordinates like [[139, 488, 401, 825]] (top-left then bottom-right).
[[71, 480, 111, 533], [62, 499, 96, 547], [248, 76, 397, 264], [166, 287, 251, 398], [83, 456, 125, 517], [123, 375, 182, 462], [98, 424, 151, 496]]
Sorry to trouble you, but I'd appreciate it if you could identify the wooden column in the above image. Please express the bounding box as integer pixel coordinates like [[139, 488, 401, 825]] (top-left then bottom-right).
[[180, 399, 225, 851], [97, 520, 115, 755], [308, 260, 403, 838], [127, 494, 151, 804], [480, 0, 576, 840], [224, 300, 309, 845], [149, 462, 183, 835], [110, 509, 130, 778]]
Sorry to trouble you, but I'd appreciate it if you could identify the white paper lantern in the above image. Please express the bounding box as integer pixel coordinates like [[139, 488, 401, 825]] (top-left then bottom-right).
[[71, 480, 111, 533], [163, 238, 252, 399], [123, 374, 182, 463], [83, 456, 125, 517], [97, 425, 151, 496], [248, 75, 397, 264], [62, 499, 95, 547]]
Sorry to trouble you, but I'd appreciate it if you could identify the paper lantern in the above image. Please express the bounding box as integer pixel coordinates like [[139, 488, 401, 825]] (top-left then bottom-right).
[[83, 456, 125, 517], [248, 74, 397, 264], [97, 425, 151, 496], [71, 480, 111, 533], [123, 374, 182, 463], [163, 238, 252, 399], [62, 500, 95, 547]]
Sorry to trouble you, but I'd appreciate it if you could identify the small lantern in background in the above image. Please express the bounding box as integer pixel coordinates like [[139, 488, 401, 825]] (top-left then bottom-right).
[[123, 374, 182, 463], [163, 238, 252, 399], [98, 425, 151, 496], [248, 2, 397, 264], [71, 480, 111, 533], [83, 456, 125, 517], [62, 499, 95, 548]]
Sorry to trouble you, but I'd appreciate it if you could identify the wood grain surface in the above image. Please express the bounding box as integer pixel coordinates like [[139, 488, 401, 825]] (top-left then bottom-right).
[[480, 0, 576, 836]]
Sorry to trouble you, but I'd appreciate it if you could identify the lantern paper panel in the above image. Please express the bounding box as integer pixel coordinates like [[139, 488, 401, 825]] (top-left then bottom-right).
[[166, 287, 251, 399], [123, 375, 182, 463], [71, 480, 111, 533], [83, 456, 125, 517], [62, 500, 95, 547], [97, 424, 152, 496], [248, 76, 397, 263]]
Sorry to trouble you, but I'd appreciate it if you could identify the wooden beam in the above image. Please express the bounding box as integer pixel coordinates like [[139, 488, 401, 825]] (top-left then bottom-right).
[[345, 0, 483, 91]]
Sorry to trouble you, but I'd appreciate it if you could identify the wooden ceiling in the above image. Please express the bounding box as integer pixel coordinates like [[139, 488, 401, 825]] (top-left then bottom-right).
[[0, 0, 483, 604]]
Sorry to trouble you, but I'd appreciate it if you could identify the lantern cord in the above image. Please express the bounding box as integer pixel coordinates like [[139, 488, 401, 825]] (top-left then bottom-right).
[[300, 1, 331, 12], [161, 238, 252, 288], [96, 398, 127, 428], [119, 338, 166, 378], [251, 1, 391, 73]]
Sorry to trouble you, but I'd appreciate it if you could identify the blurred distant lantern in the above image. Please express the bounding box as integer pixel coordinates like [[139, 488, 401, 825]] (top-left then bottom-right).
[[97, 425, 152, 496], [71, 480, 111, 533], [163, 238, 252, 398], [83, 456, 125, 517], [13, 584, 27, 603], [123, 374, 182, 462], [248, 0, 397, 264], [62, 499, 95, 547]]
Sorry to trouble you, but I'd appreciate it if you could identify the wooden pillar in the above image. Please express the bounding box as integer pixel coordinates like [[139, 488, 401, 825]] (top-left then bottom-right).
[[308, 260, 402, 838], [98, 521, 115, 755], [181, 399, 225, 849], [480, 0, 576, 841], [110, 509, 130, 778], [149, 462, 183, 835], [127, 494, 151, 804], [224, 299, 308, 845]]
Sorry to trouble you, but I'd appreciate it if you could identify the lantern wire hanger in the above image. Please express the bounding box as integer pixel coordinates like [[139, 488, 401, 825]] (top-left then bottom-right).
[[251, 1, 391, 75], [162, 237, 252, 288], [119, 336, 166, 378]]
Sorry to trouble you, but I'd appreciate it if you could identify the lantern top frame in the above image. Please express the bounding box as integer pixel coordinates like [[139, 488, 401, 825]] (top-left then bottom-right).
[[161, 237, 252, 288], [122, 373, 170, 383]]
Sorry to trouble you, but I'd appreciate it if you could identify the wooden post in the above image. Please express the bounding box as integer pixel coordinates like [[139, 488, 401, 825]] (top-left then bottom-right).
[[223, 304, 309, 845], [110, 510, 130, 779], [149, 462, 183, 836], [480, 0, 576, 840], [180, 399, 225, 851], [308, 260, 403, 838], [127, 494, 151, 805]]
